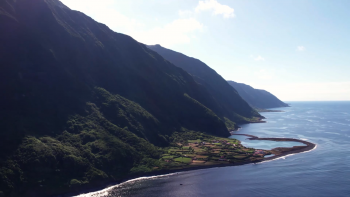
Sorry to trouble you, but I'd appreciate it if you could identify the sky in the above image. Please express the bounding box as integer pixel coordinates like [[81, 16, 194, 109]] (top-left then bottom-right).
[[60, 0, 350, 101]]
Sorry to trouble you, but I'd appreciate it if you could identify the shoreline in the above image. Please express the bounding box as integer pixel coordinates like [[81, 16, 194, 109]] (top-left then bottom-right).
[[230, 134, 317, 162], [71, 134, 317, 197], [72, 161, 255, 197], [69, 160, 255, 197], [257, 109, 285, 113]]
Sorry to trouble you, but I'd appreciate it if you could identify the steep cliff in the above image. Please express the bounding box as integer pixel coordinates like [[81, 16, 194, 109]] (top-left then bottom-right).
[[0, 0, 261, 195], [147, 44, 261, 125], [227, 81, 289, 109]]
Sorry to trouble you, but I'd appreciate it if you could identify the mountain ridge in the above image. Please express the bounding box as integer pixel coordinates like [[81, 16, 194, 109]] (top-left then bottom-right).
[[227, 81, 289, 109], [147, 44, 261, 125], [147, 44, 288, 110], [0, 0, 261, 196]]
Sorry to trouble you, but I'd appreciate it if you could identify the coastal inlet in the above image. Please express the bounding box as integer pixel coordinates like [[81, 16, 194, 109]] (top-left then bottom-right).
[[74, 133, 317, 197], [230, 133, 316, 161], [150, 132, 316, 171]]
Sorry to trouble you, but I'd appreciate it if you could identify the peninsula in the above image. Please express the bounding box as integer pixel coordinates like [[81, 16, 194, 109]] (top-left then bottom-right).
[[70, 131, 317, 196], [0, 0, 315, 196], [153, 132, 316, 171], [230, 134, 316, 161]]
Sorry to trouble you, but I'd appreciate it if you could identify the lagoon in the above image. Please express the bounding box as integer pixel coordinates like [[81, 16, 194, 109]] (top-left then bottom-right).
[[229, 135, 306, 150]]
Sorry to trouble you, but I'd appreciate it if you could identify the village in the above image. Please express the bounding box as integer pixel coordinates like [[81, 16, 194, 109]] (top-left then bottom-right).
[[160, 137, 271, 169]]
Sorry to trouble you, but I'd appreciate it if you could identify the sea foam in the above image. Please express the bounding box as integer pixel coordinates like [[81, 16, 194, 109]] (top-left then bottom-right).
[[74, 173, 177, 197], [259, 144, 317, 164]]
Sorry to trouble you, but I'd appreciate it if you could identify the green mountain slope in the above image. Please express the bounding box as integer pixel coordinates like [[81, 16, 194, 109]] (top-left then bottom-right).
[[147, 44, 261, 123], [0, 0, 261, 196], [227, 81, 289, 109]]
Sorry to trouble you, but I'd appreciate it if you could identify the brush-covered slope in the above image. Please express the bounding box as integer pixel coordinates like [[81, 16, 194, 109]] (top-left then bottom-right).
[[227, 81, 289, 109], [147, 44, 261, 124], [0, 0, 261, 196]]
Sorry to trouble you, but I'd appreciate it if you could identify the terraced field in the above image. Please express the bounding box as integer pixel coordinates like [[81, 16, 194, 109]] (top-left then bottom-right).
[[159, 136, 268, 169]]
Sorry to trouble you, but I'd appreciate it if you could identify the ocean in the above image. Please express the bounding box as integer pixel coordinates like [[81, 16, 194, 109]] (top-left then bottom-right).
[[77, 101, 350, 197]]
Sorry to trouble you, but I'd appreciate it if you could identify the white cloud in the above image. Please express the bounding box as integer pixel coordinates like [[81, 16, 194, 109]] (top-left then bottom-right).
[[95, 9, 144, 32], [59, 0, 237, 47], [195, 0, 235, 18], [297, 46, 306, 51], [252, 55, 265, 61], [60, 0, 143, 32], [179, 10, 194, 18], [60, 0, 203, 47], [130, 18, 203, 47]]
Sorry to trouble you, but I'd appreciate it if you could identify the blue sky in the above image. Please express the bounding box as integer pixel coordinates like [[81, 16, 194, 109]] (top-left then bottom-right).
[[60, 0, 350, 101]]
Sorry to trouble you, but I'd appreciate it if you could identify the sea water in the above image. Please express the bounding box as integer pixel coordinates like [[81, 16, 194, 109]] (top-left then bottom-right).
[[229, 135, 306, 150], [77, 101, 350, 197]]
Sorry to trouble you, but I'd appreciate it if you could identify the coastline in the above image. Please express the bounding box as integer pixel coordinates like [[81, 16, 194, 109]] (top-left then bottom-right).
[[256, 109, 285, 113], [230, 134, 317, 162], [70, 134, 317, 197], [67, 160, 255, 197]]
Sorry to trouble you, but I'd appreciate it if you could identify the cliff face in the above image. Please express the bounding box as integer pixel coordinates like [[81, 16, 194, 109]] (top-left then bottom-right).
[[147, 45, 261, 124], [146, 45, 287, 111], [0, 0, 261, 196], [227, 81, 289, 109]]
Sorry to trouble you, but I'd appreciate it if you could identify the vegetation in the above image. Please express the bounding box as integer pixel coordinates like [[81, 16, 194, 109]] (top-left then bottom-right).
[[147, 44, 262, 123], [0, 0, 263, 196], [158, 131, 267, 170], [227, 81, 289, 109], [0, 120, 267, 196], [0, 100, 161, 196], [224, 117, 237, 131]]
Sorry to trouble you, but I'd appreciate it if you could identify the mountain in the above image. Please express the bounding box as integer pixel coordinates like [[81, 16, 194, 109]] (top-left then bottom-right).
[[145, 45, 287, 110], [0, 0, 261, 196], [227, 81, 289, 109], [147, 45, 261, 125]]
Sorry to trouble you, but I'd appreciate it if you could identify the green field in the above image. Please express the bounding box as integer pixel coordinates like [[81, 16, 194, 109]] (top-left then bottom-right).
[[158, 132, 267, 170], [174, 157, 192, 163], [188, 139, 201, 143], [162, 156, 174, 159]]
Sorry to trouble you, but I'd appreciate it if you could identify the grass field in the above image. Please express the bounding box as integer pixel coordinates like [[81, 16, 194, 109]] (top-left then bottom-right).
[[174, 157, 192, 163], [159, 135, 268, 169], [188, 139, 201, 143], [162, 156, 174, 159]]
